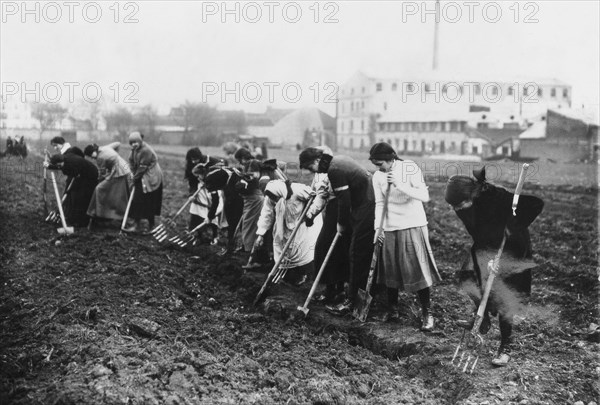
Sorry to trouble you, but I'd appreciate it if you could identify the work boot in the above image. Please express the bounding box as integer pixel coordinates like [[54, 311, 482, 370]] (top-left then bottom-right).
[[421, 314, 435, 332], [491, 344, 512, 367], [326, 299, 353, 316]]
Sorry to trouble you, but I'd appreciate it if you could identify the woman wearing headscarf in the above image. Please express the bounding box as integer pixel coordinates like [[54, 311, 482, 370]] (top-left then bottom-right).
[[124, 132, 164, 234], [84, 142, 133, 224], [253, 179, 321, 285], [369, 142, 441, 330], [45, 153, 98, 227]]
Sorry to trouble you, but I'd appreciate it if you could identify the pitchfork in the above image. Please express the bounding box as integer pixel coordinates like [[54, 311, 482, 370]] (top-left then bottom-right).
[[253, 195, 315, 306], [451, 163, 529, 373], [167, 219, 213, 247], [150, 187, 202, 243]]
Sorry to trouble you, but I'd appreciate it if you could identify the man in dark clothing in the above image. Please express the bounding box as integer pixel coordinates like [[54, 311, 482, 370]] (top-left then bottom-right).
[[46, 154, 99, 227], [299, 148, 375, 315], [445, 167, 544, 367]]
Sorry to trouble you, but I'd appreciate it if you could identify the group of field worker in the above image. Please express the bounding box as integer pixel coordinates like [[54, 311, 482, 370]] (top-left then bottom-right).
[[43, 132, 544, 368]]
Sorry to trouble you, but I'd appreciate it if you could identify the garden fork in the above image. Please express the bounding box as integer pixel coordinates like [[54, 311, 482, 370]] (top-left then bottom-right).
[[451, 163, 529, 373], [151, 187, 202, 242]]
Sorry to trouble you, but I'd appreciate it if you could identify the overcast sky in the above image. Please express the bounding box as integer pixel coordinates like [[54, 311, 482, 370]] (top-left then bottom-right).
[[1, 0, 598, 116]]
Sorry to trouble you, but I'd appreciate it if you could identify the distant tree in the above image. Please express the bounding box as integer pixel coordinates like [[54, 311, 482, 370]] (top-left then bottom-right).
[[172, 101, 217, 145], [133, 104, 158, 142], [31, 102, 67, 137], [104, 107, 134, 142]]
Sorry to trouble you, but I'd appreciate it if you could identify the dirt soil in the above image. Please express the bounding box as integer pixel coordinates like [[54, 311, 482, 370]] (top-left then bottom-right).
[[1, 153, 598, 405]]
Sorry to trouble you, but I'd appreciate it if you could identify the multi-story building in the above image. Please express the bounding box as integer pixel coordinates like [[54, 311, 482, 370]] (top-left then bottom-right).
[[336, 70, 572, 154]]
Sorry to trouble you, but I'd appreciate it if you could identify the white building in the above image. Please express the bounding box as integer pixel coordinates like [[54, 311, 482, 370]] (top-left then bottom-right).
[[0, 95, 40, 129], [337, 70, 572, 151]]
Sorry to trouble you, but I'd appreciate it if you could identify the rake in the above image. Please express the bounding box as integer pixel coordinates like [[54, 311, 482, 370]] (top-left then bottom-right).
[[451, 163, 529, 373], [46, 178, 74, 224], [151, 187, 202, 243], [167, 219, 212, 248], [253, 195, 315, 306]]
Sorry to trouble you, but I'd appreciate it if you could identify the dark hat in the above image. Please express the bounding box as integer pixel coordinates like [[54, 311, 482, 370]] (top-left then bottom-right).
[[444, 175, 477, 206], [369, 142, 397, 161], [234, 148, 253, 162]]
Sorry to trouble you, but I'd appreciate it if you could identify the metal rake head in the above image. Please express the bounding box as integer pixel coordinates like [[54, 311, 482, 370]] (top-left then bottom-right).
[[450, 330, 484, 374], [168, 230, 196, 247], [45, 210, 61, 224], [151, 219, 180, 243]]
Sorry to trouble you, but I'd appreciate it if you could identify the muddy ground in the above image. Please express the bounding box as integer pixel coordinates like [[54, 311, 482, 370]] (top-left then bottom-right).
[[0, 152, 598, 404]]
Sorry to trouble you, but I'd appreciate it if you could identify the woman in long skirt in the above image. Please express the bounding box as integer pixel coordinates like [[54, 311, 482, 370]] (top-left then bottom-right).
[[369, 142, 441, 331], [84, 142, 133, 223], [123, 132, 163, 234]]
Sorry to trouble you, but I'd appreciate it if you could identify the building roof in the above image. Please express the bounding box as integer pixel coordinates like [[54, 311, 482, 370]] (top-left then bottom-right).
[[549, 107, 599, 126], [267, 107, 335, 146], [519, 121, 547, 139], [355, 68, 570, 88]]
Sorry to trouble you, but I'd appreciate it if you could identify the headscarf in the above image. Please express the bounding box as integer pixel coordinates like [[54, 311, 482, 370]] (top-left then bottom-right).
[[128, 132, 143, 143]]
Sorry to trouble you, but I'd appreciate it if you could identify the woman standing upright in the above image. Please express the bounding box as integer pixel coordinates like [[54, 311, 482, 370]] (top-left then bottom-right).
[[124, 132, 164, 234], [369, 142, 441, 330], [84, 142, 133, 225]]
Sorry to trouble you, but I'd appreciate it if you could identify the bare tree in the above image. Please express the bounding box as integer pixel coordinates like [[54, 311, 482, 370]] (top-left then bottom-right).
[[172, 101, 217, 144], [31, 102, 67, 138], [134, 104, 158, 142], [104, 107, 134, 142]]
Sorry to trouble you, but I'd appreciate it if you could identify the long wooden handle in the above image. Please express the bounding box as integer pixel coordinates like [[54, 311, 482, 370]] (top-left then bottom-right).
[[121, 187, 136, 230], [254, 194, 316, 305], [512, 164, 529, 216], [50, 172, 69, 230], [364, 183, 392, 293], [472, 163, 529, 334], [300, 231, 342, 309]]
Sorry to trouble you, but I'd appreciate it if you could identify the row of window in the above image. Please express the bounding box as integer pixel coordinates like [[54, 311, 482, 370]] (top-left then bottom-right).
[[346, 137, 477, 154], [378, 121, 467, 132], [339, 120, 467, 133], [342, 83, 569, 99]]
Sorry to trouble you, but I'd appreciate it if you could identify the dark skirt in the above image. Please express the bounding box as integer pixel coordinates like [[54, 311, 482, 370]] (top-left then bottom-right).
[[314, 198, 350, 285], [130, 182, 163, 221], [378, 226, 441, 292], [64, 178, 97, 227]]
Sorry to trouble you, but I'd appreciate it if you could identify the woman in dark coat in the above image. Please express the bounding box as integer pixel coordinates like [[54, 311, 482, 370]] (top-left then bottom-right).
[[445, 166, 544, 367], [46, 153, 98, 227], [124, 132, 163, 234]]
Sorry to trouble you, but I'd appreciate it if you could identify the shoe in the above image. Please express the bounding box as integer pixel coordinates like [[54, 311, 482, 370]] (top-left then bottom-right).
[[491, 345, 511, 367], [421, 314, 434, 332], [294, 275, 308, 287], [455, 314, 491, 334], [326, 299, 353, 316], [122, 225, 138, 233]]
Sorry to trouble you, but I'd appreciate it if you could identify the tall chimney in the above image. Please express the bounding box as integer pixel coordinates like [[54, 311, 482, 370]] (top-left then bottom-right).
[[432, 0, 440, 70]]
